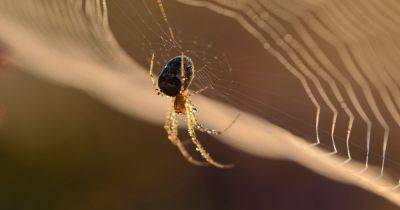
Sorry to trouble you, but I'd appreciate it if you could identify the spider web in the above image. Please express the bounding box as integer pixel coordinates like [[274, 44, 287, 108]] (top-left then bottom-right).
[[108, 0, 321, 139], [108, 0, 400, 184], [2, 0, 400, 205], [108, 0, 236, 113], [173, 0, 400, 182]]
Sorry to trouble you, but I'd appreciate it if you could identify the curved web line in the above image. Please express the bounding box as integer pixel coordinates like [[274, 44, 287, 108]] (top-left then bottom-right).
[[307, 0, 394, 178], [254, 0, 355, 162], [270, 0, 382, 175], [272, 0, 375, 172], [175, 0, 400, 187], [180, 0, 326, 150]]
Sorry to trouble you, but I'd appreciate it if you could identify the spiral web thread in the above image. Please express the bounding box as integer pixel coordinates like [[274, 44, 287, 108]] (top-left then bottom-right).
[[177, 0, 400, 182]]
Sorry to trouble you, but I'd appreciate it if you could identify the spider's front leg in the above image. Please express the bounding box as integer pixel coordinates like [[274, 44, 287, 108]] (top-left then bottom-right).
[[184, 102, 234, 169], [148, 53, 164, 96], [164, 101, 208, 166]]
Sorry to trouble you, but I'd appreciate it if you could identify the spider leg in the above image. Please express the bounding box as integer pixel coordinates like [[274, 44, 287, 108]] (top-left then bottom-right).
[[187, 102, 240, 136], [180, 52, 186, 93], [148, 53, 164, 96], [164, 103, 208, 166], [163, 101, 177, 145], [175, 138, 208, 167], [188, 86, 210, 97], [185, 102, 234, 169]]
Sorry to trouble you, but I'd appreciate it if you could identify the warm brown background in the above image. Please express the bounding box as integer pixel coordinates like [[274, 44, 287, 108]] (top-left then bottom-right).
[[0, 0, 399, 209]]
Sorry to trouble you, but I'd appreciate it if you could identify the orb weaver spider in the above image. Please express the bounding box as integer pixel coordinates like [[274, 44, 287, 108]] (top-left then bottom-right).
[[148, 53, 238, 168]]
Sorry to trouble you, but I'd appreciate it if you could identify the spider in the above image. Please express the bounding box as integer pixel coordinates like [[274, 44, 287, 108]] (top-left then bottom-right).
[[148, 53, 238, 168]]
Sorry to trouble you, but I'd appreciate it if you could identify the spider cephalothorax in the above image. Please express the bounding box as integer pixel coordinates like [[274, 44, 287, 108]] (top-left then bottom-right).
[[149, 53, 238, 168]]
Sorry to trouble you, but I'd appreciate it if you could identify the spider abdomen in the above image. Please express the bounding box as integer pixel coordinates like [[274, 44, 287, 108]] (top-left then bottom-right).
[[158, 55, 194, 96]]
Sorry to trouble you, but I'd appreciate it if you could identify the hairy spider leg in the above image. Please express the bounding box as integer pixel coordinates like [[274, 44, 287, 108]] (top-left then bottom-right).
[[149, 53, 164, 96], [188, 86, 209, 97], [164, 101, 177, 144], [180, 53, 186, 93], [171, 109, 208, 166], [185, 102, 234, 168], [164, 100, 207, 166], [156, 0, 176, 43], [187, 101, 240, 136]]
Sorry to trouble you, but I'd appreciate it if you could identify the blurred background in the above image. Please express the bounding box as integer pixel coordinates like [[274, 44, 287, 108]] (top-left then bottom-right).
[[1, 0, 400, 209], [0, 64, 398, 210]]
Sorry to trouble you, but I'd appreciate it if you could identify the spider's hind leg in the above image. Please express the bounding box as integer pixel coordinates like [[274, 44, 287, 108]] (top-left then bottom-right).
[[175, 139, 208, 166], [164, 105, 177, 145], [187, 101, 240, 136], [165, 105, 208, 166], [185, 102, 234, 169], [188, 86, 210, 97]]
